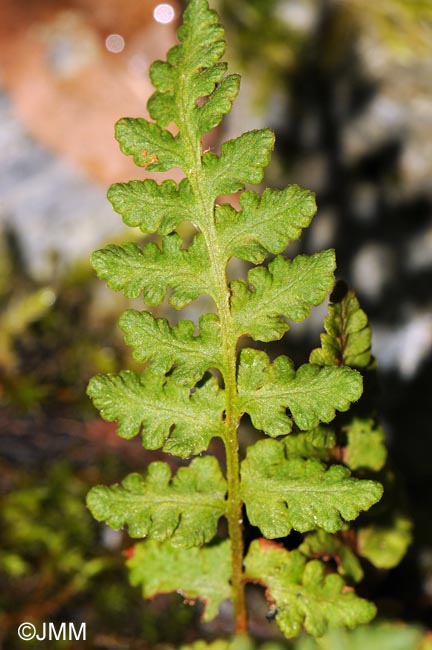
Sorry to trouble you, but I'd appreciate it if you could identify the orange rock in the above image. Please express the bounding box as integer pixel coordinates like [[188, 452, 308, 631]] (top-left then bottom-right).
[[0, 0, 182, 184]]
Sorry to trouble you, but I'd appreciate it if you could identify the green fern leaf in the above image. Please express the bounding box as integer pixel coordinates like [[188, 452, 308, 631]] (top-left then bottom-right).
[[148, 0, 231, 133], [86, 456, 226, 547], [128, 539, 231, 621], [196, 74, 241, 134], [120, 311, 223, 384], [202, 130, 275, 199], [283, 426, 336, 461], [92, 234, 213, 307], [307, 623, 425, 650], [180, 640, 254, 650], [87, 0, 387, 638], [115, 118, 185, 171], [358, 512, 413, 569], [232, 251, 335, 341], [244, 539, 376, 638], [343, 418, 387, 472], [216, 186, 316, 264], [87, 370, 224, 457], [310, 284, 372, 369], [107, 178, 193, 235], [241, 439, 382, 537], [237, 349, 363, 434], [299, 531, 364, 583]]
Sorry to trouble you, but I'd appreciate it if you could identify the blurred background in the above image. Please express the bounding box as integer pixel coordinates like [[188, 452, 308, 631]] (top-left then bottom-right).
[[0, 0, 431, 648]]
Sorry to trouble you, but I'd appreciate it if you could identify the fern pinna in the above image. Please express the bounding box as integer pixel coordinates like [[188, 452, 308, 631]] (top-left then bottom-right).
[[87, 0, 385, 641]]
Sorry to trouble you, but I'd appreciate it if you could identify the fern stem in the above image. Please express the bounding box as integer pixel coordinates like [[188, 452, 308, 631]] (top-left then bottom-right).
[[204, 225, 246, 634], [224, 393, 247, 634], [186, 169, 247, 633], [204, 224, 247, 634], [211, 266, 246, 635], [180, 70, 247, 624]]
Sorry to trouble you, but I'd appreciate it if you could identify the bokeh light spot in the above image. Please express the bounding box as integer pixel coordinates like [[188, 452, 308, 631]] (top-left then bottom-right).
[[153, 3, 175, 24], [105, 34, 125, 54]]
